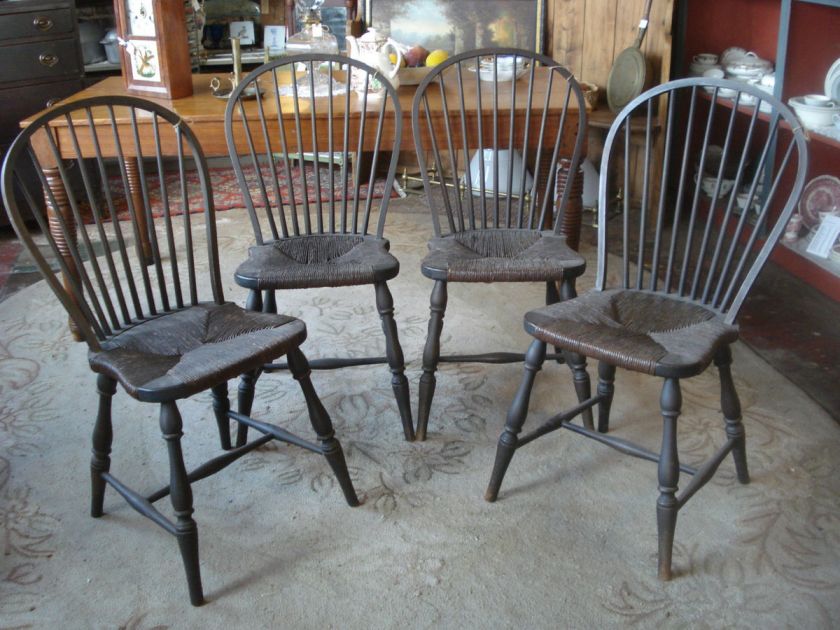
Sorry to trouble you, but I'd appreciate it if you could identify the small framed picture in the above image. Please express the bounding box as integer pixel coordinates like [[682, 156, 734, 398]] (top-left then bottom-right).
[[229, 21, 256, 46], [264, 25, 287, 52]]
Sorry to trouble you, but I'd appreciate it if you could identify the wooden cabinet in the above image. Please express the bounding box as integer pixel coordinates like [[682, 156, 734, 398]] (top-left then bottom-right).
[[676, 0, 840, 301], [0, 0, 84, 226]]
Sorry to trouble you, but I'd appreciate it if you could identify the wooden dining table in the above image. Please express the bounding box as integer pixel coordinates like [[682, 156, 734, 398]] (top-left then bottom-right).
[[20, 70, 585, 338]]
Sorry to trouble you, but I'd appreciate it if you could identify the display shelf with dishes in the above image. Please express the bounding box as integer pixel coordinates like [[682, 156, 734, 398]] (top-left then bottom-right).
[[677, 0, 840, 300]]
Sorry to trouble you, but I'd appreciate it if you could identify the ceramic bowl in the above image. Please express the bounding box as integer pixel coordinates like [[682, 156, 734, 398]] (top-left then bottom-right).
[[789, 96, 837, 129], [725, 52, 773, 80], [690, 62, 721, 76], [472, 56, 528, 82], [803, 94, 835, 107]]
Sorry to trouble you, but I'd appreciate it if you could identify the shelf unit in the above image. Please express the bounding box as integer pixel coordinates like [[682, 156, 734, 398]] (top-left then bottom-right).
[[677, 0, 840, 301]]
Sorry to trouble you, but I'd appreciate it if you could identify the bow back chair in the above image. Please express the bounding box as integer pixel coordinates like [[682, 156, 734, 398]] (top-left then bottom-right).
[[1, 96, 359, 606], [485, 77, 809, 579], [225, 54, 413, 441], [412, 48, 589, 440]]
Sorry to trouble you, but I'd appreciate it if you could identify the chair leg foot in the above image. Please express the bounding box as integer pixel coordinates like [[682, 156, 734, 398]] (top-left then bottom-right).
[[287, 348, 360, 507], [597, 362, 616, 433], [656, 378, 681, 581], [91, 375, 116, 518], [485, 340, 547, 502], [176, 526, 204, 606], [417, 280, 447, 441], [375, 282, 414, 441], [160, 402, 205, 606], [716, 346, 750, 484], [211, 382, 232, 451]]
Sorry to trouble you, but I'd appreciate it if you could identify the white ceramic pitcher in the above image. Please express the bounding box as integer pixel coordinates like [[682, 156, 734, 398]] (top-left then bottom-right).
[[346, 28, 402, 90]]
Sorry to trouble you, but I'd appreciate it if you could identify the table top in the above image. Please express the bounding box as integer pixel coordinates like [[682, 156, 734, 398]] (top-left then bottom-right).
[[23, 71, 583, 158]]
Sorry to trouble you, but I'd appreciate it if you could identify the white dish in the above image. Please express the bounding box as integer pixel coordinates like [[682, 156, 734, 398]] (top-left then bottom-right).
[[467, 56, 529, 82], [789, 96, 837, 129], [721, 47, 747, 65], [825, 57, 840, 101]]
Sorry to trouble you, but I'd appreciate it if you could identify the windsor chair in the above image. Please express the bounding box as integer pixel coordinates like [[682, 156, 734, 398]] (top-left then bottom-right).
[[484, 77, 809, 579], [1, 96, 360, 605], [225, 54, 414, 440], [411, 48, 589, 440]]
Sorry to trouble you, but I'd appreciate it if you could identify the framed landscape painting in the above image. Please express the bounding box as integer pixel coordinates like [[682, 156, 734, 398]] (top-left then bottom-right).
[[363, 0, 544, 54]]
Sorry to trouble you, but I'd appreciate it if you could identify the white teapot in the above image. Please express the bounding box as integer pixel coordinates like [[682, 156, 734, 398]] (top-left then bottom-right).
[[346, 28, 402, 91]]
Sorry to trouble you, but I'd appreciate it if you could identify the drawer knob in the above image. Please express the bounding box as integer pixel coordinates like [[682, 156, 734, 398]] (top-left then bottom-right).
[[33, 16, 54, 31], [39, 53, 59, 68]]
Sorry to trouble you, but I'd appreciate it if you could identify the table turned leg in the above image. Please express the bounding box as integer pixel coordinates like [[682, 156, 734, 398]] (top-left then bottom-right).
[[44, 166, 82, 342], [124, 157, 154, 263]]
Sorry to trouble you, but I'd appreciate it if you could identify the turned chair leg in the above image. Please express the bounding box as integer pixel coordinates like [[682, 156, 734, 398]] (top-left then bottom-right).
[[485, 340, 547, 502], [211, 382, 232, 451], [159, 402, 204, 606], [564, 350, 594, 430], [236, 370, 260, 447], [374, 282, 414, 441], [545, 281, 564, 364], [657, 377, 681, 581], [597, 362, 616, 433], [417, 279, 447, 441], [715, 346, 750, 484], [236, 288, 266, 447], [262, 289, 277, 314], [287, 348, 360, 507], [558, 277, 594, 429], [91, 374, 117, 518]]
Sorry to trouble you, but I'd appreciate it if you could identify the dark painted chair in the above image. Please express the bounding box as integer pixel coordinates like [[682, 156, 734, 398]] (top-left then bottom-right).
[[224, 54, 414, 441], [411, 48, 589, 440], [0, 96, 359, 605], [485, 77, 809, 579]]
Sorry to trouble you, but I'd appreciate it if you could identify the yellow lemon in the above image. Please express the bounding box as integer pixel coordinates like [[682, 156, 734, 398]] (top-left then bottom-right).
[[389, 53, 407, 68], [425, 49, 449, 67]]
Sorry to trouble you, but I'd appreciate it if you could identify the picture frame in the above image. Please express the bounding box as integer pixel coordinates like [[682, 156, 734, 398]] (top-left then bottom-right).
[[363, 0, 545, 55], [114, 0, 193, 99]]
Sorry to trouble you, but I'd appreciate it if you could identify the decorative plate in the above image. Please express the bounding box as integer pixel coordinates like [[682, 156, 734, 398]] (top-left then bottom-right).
[[799, 174, 840, 229], [825, 57, 840, 102]]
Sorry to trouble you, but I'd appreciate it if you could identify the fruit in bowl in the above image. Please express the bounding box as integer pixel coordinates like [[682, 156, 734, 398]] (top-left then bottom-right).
[[425, 49, 449, 67], [404, 45, 430, 68]]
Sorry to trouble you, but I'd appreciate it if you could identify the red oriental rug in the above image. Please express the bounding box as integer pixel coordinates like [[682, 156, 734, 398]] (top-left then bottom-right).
[[93, 162, 395, 222]]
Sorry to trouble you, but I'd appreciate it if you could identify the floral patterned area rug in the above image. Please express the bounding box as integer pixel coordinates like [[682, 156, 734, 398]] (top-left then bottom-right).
[[1, 203, 839, 628]]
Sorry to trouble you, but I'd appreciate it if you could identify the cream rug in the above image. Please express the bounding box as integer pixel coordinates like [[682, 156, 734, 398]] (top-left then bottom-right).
[[1, 202, 839, 628]]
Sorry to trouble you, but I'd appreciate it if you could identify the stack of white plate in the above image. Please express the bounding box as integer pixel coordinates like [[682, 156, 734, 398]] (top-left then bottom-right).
[[825, 57, 840, 103]]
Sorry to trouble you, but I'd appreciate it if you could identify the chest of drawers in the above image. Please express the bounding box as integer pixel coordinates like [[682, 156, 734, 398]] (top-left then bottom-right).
[[1, 1, 84, 225]]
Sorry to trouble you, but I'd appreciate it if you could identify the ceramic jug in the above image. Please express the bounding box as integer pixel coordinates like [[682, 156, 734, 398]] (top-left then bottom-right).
[[346, 28, 402, 91]]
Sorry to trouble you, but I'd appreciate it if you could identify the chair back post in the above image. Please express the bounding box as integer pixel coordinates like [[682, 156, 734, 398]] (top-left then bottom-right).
[[1, 95, 223, 350], [596, 77, 808, 323], [412, 47, 587, 238], [224, 53, 402, 243]]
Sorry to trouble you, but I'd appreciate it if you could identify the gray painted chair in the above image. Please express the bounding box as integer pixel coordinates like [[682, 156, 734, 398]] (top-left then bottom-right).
[[485, 77, 809, 579], [1, 96, 359, 605], [411, 48, 589, 440], [225, 54, 414, 441]]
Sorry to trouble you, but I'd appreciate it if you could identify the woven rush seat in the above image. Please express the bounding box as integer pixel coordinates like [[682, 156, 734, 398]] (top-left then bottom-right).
[[524, 289, 739, 378], [234, 234, 400, 290], [89, 302, 306, 402], [421, 230, 585, 282]]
